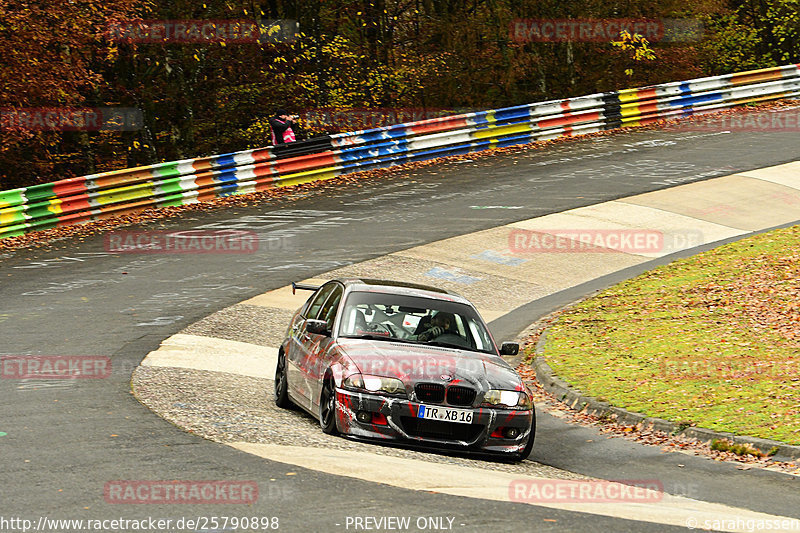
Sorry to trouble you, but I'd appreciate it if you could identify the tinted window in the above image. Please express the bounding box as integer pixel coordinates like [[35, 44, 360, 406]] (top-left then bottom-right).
[[305, 283, 337, 320], [318, 285, 343, 330]]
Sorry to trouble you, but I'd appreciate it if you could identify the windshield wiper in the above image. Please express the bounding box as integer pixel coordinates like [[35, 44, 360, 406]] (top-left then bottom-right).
[[341, 334, 416, 344], [341, 334, 393, 341], [426, 341, 477, 351]]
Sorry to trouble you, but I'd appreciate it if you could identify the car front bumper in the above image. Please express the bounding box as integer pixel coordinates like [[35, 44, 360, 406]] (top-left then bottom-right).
[[334, 388, 534, 456]]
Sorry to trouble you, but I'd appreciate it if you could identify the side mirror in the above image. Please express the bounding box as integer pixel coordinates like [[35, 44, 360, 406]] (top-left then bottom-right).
[[305, 319, 330, 336], [499, 342, 519, 356]]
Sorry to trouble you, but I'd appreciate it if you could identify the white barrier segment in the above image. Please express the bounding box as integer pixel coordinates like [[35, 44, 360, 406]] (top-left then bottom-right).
[[176, 161, 198, 175], [236, 181, 257, 195], [177, 175, 200, 190], [233, 151, 257, 166], [407, 129, 475, 151]]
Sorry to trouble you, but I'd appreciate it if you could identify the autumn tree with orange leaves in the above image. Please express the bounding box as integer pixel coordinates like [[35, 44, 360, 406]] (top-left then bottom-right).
[[0, 0, 141, 189]]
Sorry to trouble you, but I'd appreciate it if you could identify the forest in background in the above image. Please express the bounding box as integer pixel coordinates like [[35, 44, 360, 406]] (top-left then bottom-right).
[[1, 0, 799, 190]]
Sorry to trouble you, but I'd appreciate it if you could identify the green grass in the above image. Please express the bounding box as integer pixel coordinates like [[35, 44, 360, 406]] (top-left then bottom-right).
[[534, 225, 800, 444], [709, 439, 768, 458]]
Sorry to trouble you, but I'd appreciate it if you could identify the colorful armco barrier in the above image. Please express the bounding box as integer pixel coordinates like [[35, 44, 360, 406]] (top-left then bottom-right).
[[2, 64, 799, 238]]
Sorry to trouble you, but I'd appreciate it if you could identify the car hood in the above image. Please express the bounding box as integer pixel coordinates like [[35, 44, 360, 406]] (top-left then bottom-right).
[[336, 338, 524, 391]]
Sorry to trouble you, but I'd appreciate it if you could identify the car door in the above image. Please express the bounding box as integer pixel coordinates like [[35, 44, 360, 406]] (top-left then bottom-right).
[[287, 282, 337, 410], [307, 284, 344, 411]]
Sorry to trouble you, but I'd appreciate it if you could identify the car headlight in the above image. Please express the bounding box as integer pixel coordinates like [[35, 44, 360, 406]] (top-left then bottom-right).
[[343, 373, 407, 397], [483, 389, 533, 410]]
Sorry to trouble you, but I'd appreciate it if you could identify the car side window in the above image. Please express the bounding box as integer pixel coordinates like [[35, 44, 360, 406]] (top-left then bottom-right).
[[305, 283, 336, 320], [466, 318, 492, 351], [318, 286, 344, 330]]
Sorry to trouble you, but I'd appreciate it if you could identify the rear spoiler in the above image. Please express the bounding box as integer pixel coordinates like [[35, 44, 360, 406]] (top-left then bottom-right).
[[292, 281, 321, 295]]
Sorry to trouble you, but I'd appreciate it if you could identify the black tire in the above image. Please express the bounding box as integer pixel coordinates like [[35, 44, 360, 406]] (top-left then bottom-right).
[[274, 351, 292, 409], [320, 378, 339, 435]]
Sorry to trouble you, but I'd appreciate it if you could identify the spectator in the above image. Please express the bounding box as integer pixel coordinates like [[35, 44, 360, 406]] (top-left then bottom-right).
[[269, 108, 298, 145]]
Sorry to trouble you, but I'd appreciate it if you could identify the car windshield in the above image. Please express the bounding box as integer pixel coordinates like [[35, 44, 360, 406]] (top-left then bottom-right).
[[337, 291, 497, 354]]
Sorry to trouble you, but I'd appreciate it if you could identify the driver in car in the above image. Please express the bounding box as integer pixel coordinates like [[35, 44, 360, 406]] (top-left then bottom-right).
[[414, 312, 455, 342]]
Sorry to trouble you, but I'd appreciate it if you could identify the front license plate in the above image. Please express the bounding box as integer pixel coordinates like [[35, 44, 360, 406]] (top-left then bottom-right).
[[418, 404, 473, 424]]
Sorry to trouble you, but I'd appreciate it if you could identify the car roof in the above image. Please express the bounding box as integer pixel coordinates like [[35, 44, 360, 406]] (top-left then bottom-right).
[[337, 278, 468, 302]]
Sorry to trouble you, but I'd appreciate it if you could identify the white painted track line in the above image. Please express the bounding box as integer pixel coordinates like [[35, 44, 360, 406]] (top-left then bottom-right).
[[141, 333, 277, 379]]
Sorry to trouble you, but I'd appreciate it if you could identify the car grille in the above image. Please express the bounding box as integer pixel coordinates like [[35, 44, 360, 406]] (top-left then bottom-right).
[[446, 385, 476, 407], [415, 383, 477, 406], [401, 417, 483, 442], [415, 383, 445, 403]]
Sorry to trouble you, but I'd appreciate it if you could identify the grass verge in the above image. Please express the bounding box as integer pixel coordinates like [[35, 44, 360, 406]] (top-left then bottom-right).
[[535, 224, 800, 445]]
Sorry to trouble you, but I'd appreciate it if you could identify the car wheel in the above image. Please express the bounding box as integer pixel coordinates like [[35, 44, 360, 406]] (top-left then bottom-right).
[[320, 378, 339, 435], [274, 351, 292, 409]]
